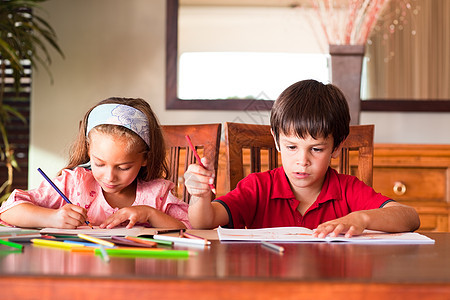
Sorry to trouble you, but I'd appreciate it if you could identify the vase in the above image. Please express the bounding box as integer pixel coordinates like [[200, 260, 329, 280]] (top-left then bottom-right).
[[329, 44, 365, 125]]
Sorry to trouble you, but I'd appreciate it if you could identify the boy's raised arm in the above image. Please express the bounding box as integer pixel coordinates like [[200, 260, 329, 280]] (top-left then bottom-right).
[[184, 158, 229, 229]]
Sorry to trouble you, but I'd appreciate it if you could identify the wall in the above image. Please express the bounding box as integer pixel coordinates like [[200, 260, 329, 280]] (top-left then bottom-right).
[[30, 0, 450, 188]]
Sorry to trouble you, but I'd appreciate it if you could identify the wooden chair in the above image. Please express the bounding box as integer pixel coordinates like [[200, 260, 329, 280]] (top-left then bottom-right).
[[336, 124, 374, 187], [224, 122, 374, 192], [225, 122, 279, 192], [162, 123, 221, 204]]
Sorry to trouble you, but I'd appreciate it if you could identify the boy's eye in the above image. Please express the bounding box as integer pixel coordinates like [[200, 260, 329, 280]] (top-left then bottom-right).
[[286, 145, 297, 150], [312, 147, 323, 152]]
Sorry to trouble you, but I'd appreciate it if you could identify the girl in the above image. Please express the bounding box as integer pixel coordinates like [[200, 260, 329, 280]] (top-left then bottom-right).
[[0, 97, 190, 229]]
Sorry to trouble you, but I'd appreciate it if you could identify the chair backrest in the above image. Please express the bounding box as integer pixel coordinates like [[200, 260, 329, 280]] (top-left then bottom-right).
[[337, 124, 374, 187], [224, 122, 374, 192], [225, 122, 279, 192], [162, 123, 221, 203]]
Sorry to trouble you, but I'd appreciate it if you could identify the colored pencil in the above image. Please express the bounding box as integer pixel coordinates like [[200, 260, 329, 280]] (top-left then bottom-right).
[[98, 245, 110, 262], [0, 238, 23, 250], [71, 246, 167, 253], [31, 238, 75, 250], [125, 236, 157, 247], [261, 241, 285, 253], [94, 248, 192, 258], [63, 240, 108, 247], [156, 228, 186, 235], [111, 236, 152, 248], [135, 236, 173, 246], [77, 234, 115, 247], [153, 234, 211, 246], [185, 135, 216, 194], [182, 232, 209, 241], [37, 168, 93, 228]]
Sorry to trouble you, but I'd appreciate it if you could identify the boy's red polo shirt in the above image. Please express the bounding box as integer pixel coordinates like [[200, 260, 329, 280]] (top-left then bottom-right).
[[214, 167, 392, 229]]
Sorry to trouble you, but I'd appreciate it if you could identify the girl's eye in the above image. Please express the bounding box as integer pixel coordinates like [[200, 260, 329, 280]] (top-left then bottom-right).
[[118, 166, 132, 171], [94, 163, 104, 167]]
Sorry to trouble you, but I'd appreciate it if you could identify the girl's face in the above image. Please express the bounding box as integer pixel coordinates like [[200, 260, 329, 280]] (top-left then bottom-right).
[[88, 131, 147, 195]]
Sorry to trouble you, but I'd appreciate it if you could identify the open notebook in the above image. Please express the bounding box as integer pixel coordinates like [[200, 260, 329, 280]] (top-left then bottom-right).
[[217, 227, 435, 244]]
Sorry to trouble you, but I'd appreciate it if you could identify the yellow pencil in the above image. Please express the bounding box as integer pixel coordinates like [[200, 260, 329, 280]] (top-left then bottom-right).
[[77, 234, 115, 247], [31, 238, 74, 250]]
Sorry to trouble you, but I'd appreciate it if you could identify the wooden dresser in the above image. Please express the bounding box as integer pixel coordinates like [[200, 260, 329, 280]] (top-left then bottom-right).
[[371, 144, 450, 232], [215, 143, 450, 232]]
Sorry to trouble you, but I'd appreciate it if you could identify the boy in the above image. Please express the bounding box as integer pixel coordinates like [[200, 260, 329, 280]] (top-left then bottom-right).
[[184, 79, 420, 238]]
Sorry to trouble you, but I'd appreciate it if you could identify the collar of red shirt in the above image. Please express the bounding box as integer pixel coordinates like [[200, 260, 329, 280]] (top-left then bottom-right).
[[269, 167, 343, 206]]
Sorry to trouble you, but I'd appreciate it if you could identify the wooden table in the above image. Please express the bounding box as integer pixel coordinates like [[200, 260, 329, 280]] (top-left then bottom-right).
[[0, 232, 449, 300]]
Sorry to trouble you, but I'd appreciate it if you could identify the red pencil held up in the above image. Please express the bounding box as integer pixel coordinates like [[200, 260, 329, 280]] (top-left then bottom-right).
[[185, 135, 216, 194]]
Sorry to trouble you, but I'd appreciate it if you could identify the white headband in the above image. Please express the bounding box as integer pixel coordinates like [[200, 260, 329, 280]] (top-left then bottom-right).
[[86, 103, 150, 147]]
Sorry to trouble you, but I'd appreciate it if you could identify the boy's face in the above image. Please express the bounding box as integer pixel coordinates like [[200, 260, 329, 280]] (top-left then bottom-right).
[[275, 131, 341, 198]]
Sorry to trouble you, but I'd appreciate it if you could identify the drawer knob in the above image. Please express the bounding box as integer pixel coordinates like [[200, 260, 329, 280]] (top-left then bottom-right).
[[393, 181, 407, 196]]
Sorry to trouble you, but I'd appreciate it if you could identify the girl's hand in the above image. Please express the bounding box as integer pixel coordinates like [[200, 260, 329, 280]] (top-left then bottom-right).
[[99, 205, 186, 229], [184, 157, 215, 198], [99, 206, 152, 229], [50, 204, 88, 229]]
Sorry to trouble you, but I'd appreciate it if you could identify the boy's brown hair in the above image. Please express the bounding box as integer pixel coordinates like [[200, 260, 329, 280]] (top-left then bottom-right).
[[270, 79, 350, 150]]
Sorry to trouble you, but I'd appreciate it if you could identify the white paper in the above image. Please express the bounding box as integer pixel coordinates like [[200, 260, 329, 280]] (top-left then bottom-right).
[[217, 227, 435, 244]]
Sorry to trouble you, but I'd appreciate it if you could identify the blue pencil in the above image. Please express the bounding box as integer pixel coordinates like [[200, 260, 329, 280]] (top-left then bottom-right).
[[37, 168, 93, 228]]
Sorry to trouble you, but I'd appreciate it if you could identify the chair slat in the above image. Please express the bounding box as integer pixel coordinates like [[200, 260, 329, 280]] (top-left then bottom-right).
[[162, 124, 221, 203]]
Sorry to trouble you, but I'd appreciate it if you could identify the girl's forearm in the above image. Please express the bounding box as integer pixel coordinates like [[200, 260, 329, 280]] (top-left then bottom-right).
[[1, 203, 54, 228]]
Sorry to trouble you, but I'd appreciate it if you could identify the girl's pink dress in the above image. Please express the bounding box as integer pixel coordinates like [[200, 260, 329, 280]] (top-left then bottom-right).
[[0, 167, 190, 227]]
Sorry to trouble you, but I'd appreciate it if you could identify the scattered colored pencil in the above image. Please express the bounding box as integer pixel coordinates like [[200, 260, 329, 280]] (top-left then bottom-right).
[[77, 234, 115, 247], [98, 245, 110, 262], [37, 168, 93, 228], [125, 236, 157, 247], [0, 238, 23, 250], [185, 135, 216, 194], [63, 240, 107, 247], [153, 234, 211, 246], [135, 236, 173, 246], [31, 238, 75, 250], [183, 232, 208, 242], [94, 248, 192, 258], [261, 241, 285, 254]]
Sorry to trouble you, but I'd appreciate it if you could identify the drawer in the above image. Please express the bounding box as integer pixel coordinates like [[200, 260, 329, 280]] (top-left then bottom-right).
[[412, 204, 450, 232], [373, 167, 447, 202], [418, 213, 449, 232]]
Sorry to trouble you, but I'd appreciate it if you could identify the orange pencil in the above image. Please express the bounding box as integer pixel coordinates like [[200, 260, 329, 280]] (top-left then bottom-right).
[[125, 236, 157, 247], [185, 135, 216, 194]]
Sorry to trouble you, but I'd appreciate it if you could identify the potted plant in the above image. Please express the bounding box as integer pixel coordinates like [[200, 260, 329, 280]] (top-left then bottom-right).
[[0, 0, 63, 202]]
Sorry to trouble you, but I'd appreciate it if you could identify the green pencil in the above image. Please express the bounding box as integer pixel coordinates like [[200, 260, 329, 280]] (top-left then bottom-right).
[[134, 236, 173, 246], [94, 248, 192, 258], [0, 238, 24, 250]]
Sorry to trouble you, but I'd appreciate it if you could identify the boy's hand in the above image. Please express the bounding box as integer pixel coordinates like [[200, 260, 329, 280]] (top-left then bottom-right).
[[313, 211, 368, 238], [51, 204, 88, 228], [99, 206, 151, 229], [184, 157, 215, 199]]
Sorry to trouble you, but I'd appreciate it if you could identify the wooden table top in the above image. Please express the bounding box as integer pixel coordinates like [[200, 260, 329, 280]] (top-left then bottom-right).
[[0, 231, 449, 300]]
